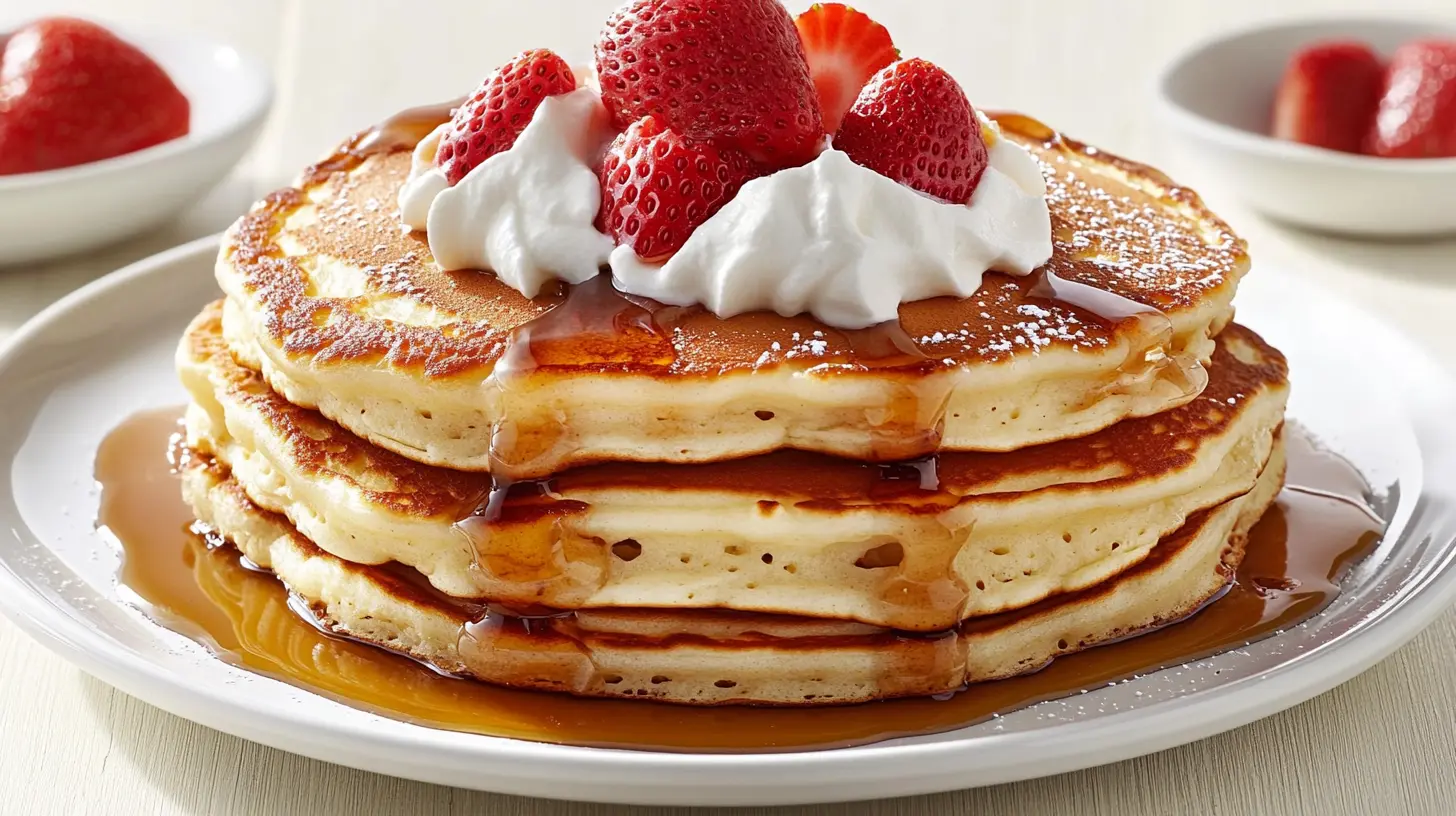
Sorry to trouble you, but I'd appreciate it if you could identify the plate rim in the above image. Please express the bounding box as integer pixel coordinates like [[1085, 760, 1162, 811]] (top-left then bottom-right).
[[2, 235, 1455, 806]]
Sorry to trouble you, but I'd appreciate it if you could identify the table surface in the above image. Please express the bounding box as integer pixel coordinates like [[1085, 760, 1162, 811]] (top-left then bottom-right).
[[5, 1, 1456, 813]]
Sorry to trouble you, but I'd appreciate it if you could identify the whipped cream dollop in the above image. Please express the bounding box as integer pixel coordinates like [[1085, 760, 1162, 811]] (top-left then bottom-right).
[[398, 86, 614, 298], [401, 87, 1053, 328], [610, 126, 1053, 328]]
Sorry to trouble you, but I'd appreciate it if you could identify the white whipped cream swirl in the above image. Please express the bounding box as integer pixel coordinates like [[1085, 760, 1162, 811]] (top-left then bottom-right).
[[400, 89, 1053, 328], [398, 87, 614, 298], [610, 128, 1053, 328]]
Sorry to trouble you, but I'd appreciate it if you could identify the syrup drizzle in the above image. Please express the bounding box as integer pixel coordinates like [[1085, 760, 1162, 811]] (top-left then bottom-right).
[[300, 98, 461, 185], [98, 409, 1382, 753], [350, 98, 462, 157], [444, 260, 1214, 632], [1029, 268, 1208, 405], [450, 272, 961, 622], [454, 276, 676, 608], [446, 265, 1202, 626]]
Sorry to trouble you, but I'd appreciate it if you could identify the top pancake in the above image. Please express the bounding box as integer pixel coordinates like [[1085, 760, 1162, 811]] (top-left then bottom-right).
[[217, 112, 1247, 475]]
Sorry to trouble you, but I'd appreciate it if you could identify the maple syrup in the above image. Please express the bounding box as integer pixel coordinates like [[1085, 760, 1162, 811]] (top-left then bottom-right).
[[452, 272, 961, 610], [1029, 267, 1208, 406], [448, 263, 1209, 629], [350, 98, 462, 157], [97, 409, 1382, 753], [300, 97, 461, 185]]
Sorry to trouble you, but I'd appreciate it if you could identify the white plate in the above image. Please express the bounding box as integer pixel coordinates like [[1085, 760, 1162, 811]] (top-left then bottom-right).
[[2, 237, 1455, 807], [1153, 17, 1456, 237], [0, 26, 272, 265]]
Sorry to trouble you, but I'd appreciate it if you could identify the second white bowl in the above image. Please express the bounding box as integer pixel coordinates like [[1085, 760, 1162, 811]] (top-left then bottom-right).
[[1154, 18, 1456, 237]]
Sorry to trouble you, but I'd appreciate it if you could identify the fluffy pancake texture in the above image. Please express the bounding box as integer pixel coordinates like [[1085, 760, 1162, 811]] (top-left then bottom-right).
[[215, 113, 1246, 475], [179, 436, 1285, 706], [180, 94, 1289, 709], [180, 302, 1287, 631]]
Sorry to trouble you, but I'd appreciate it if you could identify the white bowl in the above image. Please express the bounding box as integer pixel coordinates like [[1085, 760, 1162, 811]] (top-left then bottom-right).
[[1154, 18, 1456, 237], [0, 26, 272, 265]]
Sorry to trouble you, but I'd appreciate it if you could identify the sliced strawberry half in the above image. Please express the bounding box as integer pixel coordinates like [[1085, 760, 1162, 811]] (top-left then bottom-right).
[[795, 3, 898, 133], [598, 116, 761, 262], [1367, 39, 1456, 158], [595, 0, 823, 169], [834, 58, 988, 204], [436, 49, 576, 186], [1271, 41, 1384, 154]]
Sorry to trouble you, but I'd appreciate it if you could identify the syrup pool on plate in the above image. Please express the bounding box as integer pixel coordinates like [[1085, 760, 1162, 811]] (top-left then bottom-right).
[[96, 408, 1382, 753]]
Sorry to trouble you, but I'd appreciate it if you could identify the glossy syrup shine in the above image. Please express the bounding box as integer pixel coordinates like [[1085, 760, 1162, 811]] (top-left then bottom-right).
[[446, 261, 1209, 629], [450, 272, 963, 623], [98, 409, 1382, 753]]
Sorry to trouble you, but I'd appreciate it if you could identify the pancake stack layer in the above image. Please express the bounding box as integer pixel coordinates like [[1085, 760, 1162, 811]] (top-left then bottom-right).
[[177, 114, 1290, 705]]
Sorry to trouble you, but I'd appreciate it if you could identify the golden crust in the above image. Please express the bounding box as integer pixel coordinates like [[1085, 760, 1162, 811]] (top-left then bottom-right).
[[184, 304, 487, 519], [184, 301, 1284, 517]]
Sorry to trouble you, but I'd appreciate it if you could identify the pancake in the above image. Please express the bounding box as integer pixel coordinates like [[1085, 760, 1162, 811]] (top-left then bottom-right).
[[216, 112, 1246, 477], [178, 435, 1285, 706], [179, 302, 1288, 631]]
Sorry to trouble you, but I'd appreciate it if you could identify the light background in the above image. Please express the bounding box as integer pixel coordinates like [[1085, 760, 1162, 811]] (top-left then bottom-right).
[[3, 1, 1456, 814]]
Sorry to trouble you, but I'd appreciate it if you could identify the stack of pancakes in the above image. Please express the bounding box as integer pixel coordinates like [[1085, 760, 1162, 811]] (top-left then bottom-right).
[[176, 114, 1289, 705]]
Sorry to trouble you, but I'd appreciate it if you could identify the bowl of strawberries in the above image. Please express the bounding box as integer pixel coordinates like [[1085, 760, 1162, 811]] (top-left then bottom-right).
[[1155, 18, 1456, 237], [0, 17, 272, 265]]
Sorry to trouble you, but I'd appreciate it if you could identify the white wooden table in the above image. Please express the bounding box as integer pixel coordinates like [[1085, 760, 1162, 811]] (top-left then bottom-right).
[[4, 1, 1456, 813]]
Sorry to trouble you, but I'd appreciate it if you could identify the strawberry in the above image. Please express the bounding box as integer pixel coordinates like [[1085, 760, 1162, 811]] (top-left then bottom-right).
[[0, 17, 190, 176], [437, 49, 576, 186], [833, 58, 987, 203], [794, 3, 898, 133], [598, 116, 760, 261], [1367, 40, 1456, 159], [595, 0, 823, 169], [1271, 41, 1384, 154]]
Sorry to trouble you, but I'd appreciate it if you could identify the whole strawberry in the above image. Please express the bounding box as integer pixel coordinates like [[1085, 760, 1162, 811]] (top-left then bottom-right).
[[1368, 40, 1456, 159], [595, 0, 823, 169], [1271, 42, 1384, 154], [834, 58, 987, 203], [598, 116, 760, 261], [0, 17, 190, 176], [437, 49, 576, 186]]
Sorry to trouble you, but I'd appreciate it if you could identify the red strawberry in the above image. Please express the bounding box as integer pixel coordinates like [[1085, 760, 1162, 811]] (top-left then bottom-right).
[[595, 0, 823, 169], [437, 49, 576, 186], [598, 116, 760, 261], [0, 17, 190, 176], [1271, 42, 1384, 154], [794, 3, 898, 133], [833, 58, 987, 203], [1367, 40, 1456, 158]]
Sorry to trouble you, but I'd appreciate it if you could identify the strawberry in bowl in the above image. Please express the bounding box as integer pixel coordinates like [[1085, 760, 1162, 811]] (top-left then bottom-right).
[[0, 18, 270, 264], [0, 18, 191, 176], [1367, 39, 1456, 159], [1156, 18, 1456, 236], [1271, 35, 1456, 160]]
